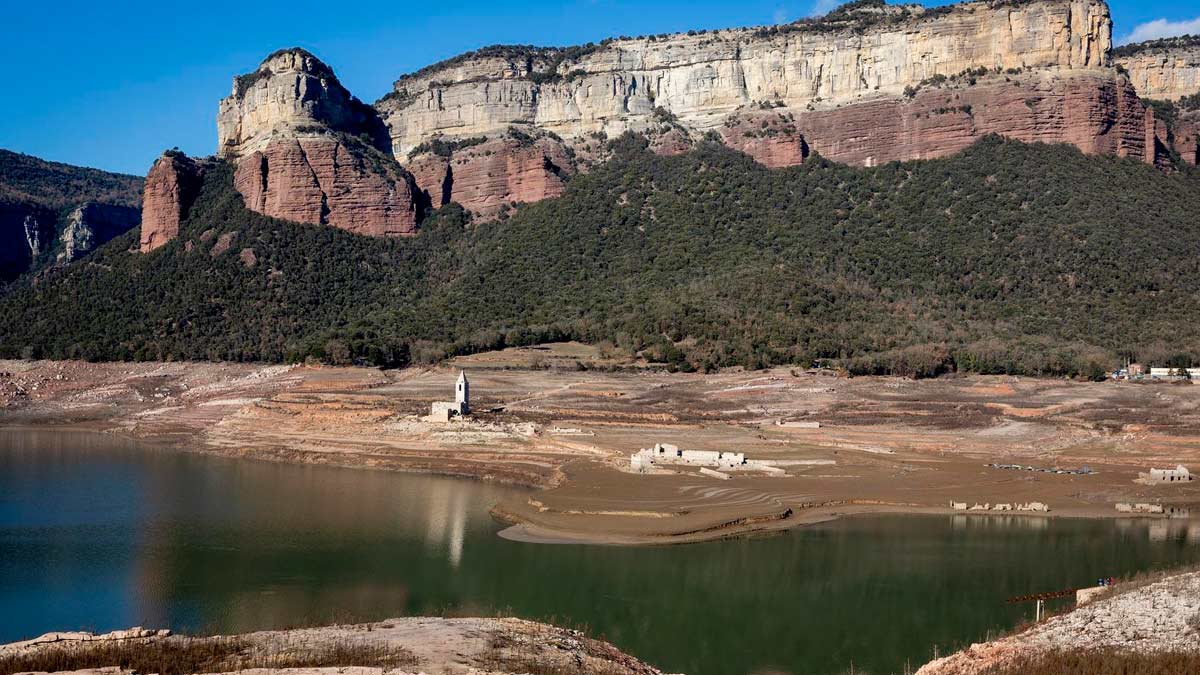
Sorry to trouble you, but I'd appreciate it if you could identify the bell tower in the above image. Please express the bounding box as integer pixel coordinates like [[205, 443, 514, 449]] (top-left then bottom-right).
[[456, 371, 470, 414]]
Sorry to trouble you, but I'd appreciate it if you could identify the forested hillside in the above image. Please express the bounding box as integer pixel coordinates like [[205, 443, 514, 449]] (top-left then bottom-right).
[[0, 150, 142, 210], [0, 150, 143, 284], [2, 136, 1198, 377]]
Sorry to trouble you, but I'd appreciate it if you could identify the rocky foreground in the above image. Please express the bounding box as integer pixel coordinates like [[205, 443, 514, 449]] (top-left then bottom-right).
[[917, 569, 1200, 674], [0, 618, 665, 675]]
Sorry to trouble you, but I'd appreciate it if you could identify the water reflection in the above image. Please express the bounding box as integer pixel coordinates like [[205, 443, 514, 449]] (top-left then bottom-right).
[[423, 479, 469, 567], [4, 429, 1200, 675]]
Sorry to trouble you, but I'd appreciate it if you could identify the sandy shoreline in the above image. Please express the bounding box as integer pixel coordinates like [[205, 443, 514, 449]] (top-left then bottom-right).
[[4, 346, 1200, 547]]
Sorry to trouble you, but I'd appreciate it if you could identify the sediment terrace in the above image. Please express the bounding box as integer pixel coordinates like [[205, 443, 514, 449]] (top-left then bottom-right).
[[4, 343, 1200, 544]]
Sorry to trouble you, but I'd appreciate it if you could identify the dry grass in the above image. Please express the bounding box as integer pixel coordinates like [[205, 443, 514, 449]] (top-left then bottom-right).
[[976, 648, 1200, 674], [478, 624, 651, 675], [0, 636, 416, 675]]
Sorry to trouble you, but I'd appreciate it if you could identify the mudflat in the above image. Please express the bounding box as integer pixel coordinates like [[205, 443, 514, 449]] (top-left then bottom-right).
[[3, 343, 1199, 544]]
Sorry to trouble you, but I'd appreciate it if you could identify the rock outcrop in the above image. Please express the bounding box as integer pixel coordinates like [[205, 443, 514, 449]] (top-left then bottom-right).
[[140, 152, 203, 253], [0, 619, 665, 675], [407, 131, 575, 219], [917, 571, 1200, 675], [217, 49, 419, 236], [232, 134, 419, 236], [57, 203, 140, 263], [718, 111, 809, 168], [1115, 37, 1200, 166], [201, 0, 1200, 233], [377, 0, 1118, 163], [217, 48, 387, 158], [1116, 37, 1200, 102]]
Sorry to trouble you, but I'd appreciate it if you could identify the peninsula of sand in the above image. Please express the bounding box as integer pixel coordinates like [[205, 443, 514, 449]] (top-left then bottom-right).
[[4, 342, 1200, 545]]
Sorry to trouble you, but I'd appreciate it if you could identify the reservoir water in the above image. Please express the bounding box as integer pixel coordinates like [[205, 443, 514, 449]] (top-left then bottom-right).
[[3, 428, 1200, 675]]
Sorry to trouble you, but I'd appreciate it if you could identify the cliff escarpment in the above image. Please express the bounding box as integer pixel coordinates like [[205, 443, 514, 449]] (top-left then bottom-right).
[[1115, 36, 1200, 165], [378, 0, 1114, 157], [1116, 36, 1200, 102], [214, 49, 419, 238], [142, 0, 1200, 248]]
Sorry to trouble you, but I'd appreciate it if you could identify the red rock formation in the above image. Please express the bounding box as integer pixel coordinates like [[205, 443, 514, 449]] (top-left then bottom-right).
[[792, 73, 1156, 167], [140, 153, 203, 253], [719, 112, 809, 168], [407, 135, 574, 220], [408, 154, 452, 209], [1172, 114, 1200, 166], [233, 135, 419, 237], [647, 128, 694, 157], [1145, 110, 1171, 166]]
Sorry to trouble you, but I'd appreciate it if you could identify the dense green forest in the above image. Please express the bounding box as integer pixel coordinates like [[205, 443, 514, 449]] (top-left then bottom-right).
[[2, 135, 1199, 377], [0, 149, 143, 210]]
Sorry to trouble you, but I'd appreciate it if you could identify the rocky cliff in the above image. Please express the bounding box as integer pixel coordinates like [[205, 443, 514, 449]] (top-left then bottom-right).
[[1116, 36, 1200, 102], [1115, 36, 1200, 166], [186, 0, 1199, 238], [377, 0, 1118, 160], [216, 49, 419, 237], [57, 203, 140, 263], [140, 152, 204, 253]]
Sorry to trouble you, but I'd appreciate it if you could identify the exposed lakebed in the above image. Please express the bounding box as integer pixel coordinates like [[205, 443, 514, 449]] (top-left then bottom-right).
[[3, 429, 1200, 675]]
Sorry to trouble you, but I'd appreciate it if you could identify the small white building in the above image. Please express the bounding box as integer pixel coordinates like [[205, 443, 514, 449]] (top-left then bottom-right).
[[1149, 367, 1197, 380], [429, 371, 471, 422], [631, 443, 746, 472], [1148, 465, 1193, 483]]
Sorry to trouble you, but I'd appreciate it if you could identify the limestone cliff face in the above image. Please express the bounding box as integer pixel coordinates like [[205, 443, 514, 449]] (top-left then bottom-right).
[[206, 0, 1195, 232], [1115, 38, 1200, 166], [218, 48, 387, 158], [377, 0, 1113, 160], [57, 203, 140, 263], [217, 49, 419, 236], [1116, 38, 1200, 102], [140, 152, 203, 253]]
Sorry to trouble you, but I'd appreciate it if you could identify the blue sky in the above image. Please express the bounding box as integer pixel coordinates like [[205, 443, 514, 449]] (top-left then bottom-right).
[[3, 0, 1197, 176]]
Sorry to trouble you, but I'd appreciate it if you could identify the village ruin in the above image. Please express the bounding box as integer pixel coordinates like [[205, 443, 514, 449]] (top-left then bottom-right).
[[630, 442, 789, 477], [1140, 465, 1194, 483]]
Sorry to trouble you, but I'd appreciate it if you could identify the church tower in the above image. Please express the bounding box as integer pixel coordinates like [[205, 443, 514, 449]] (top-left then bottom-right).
[[456, 371, 470, 414]]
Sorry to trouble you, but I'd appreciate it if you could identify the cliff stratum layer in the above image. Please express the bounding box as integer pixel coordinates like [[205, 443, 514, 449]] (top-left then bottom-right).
[[214, 49, 418, 239], [143, 0, 1200, 249]]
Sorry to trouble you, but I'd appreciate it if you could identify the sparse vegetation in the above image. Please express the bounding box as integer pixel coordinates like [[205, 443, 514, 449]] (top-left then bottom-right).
[[0, 149, 142, 210], [975, 648, 1200, 675], [0, 637, 417, 675], [408, 136, 488, 159], [1112, 34, 1200, 59]]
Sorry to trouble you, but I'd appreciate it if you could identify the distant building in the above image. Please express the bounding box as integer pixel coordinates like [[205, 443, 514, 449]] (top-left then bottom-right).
[[1149, 367, 1196, 380], [1147, 465, 1194, 483], [429, 371, 471, 422], [631, 443, 746, 472]]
